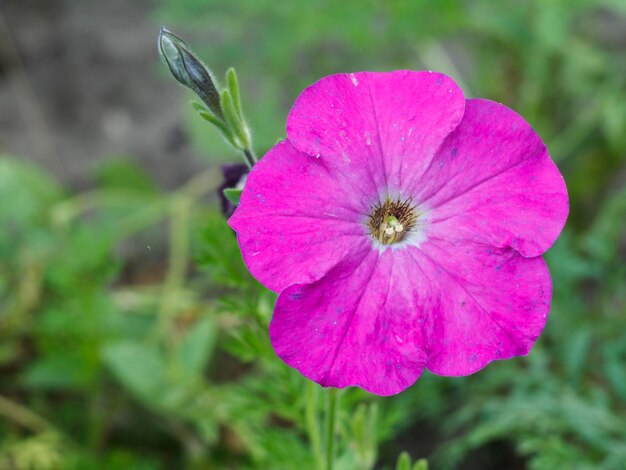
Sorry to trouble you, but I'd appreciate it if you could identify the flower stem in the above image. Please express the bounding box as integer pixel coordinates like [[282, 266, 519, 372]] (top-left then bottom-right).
[[325, 387, 338, 470], [0, 394, 53, 433], [243, 148, 256, 168], [157, 196, 190, 349], [306, 381, 324, 470]]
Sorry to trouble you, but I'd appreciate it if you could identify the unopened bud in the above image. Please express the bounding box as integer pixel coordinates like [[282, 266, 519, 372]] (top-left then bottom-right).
[[158, 27, 223, 119]]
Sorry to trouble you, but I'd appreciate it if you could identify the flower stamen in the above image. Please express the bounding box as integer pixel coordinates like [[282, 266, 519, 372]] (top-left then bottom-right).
[[368, 197, 418, 245]]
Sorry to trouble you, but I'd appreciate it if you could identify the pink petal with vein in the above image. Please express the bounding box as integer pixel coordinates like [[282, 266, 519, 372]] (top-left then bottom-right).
[[270, 248, 428, 396], [416, 99, 568, 257], [229, 140, 370, 292], [286, 70, 465, 196], [411, 239, 551, 376]]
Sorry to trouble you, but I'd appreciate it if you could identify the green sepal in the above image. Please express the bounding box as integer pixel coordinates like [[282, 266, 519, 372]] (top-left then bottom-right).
[[223, 188, 242, 205], [221, 89, 250, 149], [179, 47, 224, 119], [226, 68, 243, 119], [190, 101, 238, 148]]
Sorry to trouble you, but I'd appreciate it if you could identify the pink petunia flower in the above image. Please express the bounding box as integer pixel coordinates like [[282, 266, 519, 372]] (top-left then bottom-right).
[[229, 71, 568, 396]]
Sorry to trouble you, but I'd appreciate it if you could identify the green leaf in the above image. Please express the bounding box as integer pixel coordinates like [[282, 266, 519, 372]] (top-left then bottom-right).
[[190, 100, 207, 113], [191, 100, 238, 147], [177, 316, 217, 377], [95, 157, 159, 194], [223, 188, 242, 205], [102, 341, 167, 404], [226, 67, 243, 118], [396, 452, 428, 470], [221, 89, 250, 149], [413, 458, 428, 470], [0, 157, 62, 226], [563, 329, 592, 385], [396, 452, 411, 470], [604, 353, 626, 401], [21, 354, 96, 390]]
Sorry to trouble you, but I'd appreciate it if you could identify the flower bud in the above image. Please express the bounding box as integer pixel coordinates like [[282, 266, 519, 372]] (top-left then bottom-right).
[[158, 27, 223, 119]]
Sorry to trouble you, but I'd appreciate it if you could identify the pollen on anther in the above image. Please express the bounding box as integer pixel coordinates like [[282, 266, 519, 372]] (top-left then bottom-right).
[[368, 197, 418, 245]]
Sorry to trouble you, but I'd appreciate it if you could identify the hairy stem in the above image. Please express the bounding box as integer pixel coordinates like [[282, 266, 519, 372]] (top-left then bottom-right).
[[243, 148, 257, 168]]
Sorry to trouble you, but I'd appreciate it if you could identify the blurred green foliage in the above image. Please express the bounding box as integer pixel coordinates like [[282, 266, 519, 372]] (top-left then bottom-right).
[[2, 0, 626, 469]]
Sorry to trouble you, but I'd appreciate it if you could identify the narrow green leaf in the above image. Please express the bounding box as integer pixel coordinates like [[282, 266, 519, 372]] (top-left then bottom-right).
[[190, 100, 207, 112], [198, 111, 235, 141], [223, 188, 242, 205], [191, 101, 238, 147], [396, 452, 411, 470], [21, 355, 94, 390], [96, 158, 159, 194], [102, 342, 167, 404], [226, 67, 243, 118], [413, 459, 428, 470], [351, 404, 366, 444], [221, 89, 250, 149], [564, 329, 592, 384], [178, 316, 217, 377], [605, 353, 626, 401]]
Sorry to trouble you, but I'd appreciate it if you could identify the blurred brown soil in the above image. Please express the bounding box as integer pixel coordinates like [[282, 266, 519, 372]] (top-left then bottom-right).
[[0, 0, 204, 190]]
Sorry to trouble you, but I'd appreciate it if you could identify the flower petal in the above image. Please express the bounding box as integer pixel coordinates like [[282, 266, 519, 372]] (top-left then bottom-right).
[[270, 248, 428, 396], [408, 239, 551, 376], [415, 98, 568, 257], [229, 140, 371, 292], [286, 70, 465, 194]]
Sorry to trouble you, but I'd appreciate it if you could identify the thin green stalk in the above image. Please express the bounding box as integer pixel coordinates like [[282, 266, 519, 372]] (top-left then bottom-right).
[[51, 190, 157, 226], [243, 148, 256, 168], [325, 388, 338, 470], [158, 196, 191, 347], [150, 167, 219, 345], [306, 381, 324, 470], [0, 394, 54, 433]]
